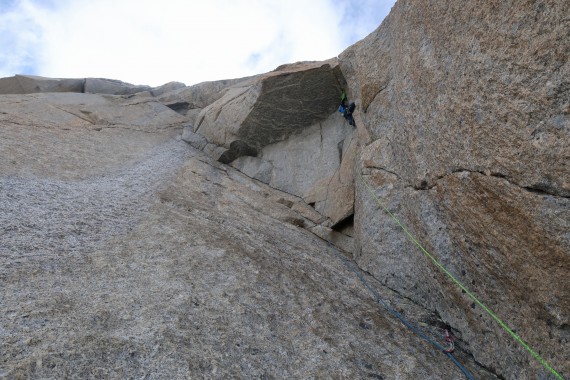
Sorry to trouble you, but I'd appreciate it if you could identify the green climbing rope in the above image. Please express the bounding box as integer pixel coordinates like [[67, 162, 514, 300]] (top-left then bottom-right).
[[357, 171, 564, 380]]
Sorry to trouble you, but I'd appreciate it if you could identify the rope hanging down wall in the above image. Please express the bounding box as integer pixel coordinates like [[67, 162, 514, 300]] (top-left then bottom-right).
[[356, 171, 564, 380], [319, 225, 476, 379]]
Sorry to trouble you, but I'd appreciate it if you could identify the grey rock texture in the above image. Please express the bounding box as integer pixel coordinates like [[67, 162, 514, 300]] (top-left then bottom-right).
[[180, 60, 355, 225], [230, 156, 273, 184], [149, 81, 187, 97], [83, 78, 152, 95], [181, 127, 208, 150], [341, 0, 569, 378], [0, 91, 495, 379], [1, 0, 569, 378], [0, 92, 188, 187], [258, 113, 356, 225], [194, 60, 343, 151], [158, 77, 258, 109], [0, 75, 186, 96], [156, 76, 259, 121], [0, 75, 85, 94]]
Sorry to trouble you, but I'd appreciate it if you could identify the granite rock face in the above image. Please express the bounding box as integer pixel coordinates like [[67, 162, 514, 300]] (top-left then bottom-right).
[[182, 60, 356, 225], [341, 0, 569, 378], [1, 0, 569, 378], [0, 89, 495, 379], [83, 78, 152, 95], [255, 113, 356, 225], [0, 92, 188, 181], [0, 75, 85, 94], [194, 60, 343, 153], [0, 74, 187, 96], [156, 76, 258, 117]]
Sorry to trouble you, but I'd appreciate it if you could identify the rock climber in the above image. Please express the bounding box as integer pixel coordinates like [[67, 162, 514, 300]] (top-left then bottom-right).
[[338, 90, 356, 127], [443, 326, 456, 353]]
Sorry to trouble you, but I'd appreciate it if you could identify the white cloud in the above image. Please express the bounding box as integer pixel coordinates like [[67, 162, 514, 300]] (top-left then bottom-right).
[[0, 0, 396, 87], [0, 0, 44, 78]]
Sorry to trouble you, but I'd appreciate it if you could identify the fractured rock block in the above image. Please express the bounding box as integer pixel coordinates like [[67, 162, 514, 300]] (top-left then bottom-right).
[[181, 127, 208, 150], [195, 60, 344, 158], [0, 75, 84, 94]]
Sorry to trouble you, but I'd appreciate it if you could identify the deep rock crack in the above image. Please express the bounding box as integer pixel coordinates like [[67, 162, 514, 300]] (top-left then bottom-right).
[[365, 165, 569, 198]]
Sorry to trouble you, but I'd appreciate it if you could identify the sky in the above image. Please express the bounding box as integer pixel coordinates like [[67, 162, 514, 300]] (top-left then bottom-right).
[[0, 0, 396, 87]]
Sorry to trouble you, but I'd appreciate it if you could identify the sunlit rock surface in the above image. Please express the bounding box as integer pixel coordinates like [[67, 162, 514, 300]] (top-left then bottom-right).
[[0, 90, 492, 379], [1, 0, 568, 378], [341, 0, 569, 378]]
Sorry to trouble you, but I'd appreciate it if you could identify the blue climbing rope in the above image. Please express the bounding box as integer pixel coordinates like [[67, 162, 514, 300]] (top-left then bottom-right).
[[356, 171, 564, 380], [320, 228, 476, 379]]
